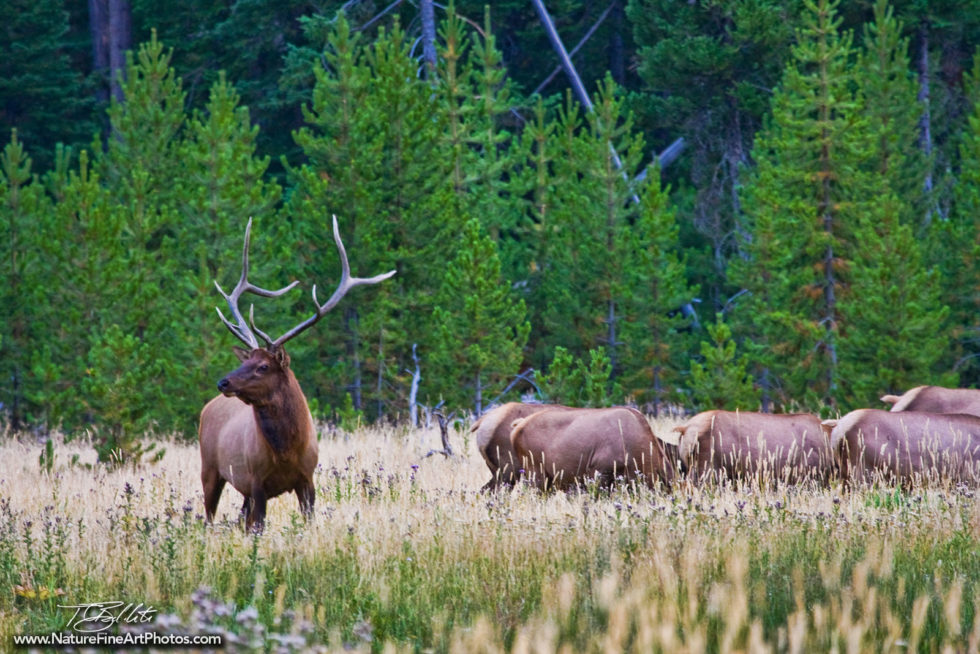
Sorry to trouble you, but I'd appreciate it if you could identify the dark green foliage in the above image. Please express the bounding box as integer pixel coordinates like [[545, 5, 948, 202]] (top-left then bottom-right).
[[538, 346, 620, 407], [837, 195, 955, 405], [0, 0, 95, 170], [289, 13, 450, 418], [429, 218, 530, 413], [82, 325, 168, 465], [626, 0, 801, 307], [732, 0, 868, 409], [858, 0, 927, 227], [0, 132, 53, 428], [6, 2, 980, 441], [617, 168, 698, 409], [942, 49, 980, 385], [525, 77, 654, 382], [689, 314, 760, 411]]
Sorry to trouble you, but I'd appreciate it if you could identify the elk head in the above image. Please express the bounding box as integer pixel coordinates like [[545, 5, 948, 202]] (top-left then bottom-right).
[[217, 346, 290, 406]]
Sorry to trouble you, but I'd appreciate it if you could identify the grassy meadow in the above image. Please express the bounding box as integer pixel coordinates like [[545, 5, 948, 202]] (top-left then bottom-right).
[[3, 416, 980, 652]]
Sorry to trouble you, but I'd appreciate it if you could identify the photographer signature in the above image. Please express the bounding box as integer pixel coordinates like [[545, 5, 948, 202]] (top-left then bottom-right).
[[58, 602, 157, 633]]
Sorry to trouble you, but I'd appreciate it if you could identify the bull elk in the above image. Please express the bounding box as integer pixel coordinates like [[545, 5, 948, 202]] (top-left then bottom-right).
[[199, 216, 395, 531]]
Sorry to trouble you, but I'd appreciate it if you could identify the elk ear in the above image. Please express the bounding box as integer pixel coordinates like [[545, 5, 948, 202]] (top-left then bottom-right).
[[232, 346, 251, 362], [274, 346, 291, 369]]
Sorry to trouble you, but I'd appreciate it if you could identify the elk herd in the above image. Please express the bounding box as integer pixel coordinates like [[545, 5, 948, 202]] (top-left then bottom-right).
[[476, 386, 980, 493], [197, 217, 980, 531]]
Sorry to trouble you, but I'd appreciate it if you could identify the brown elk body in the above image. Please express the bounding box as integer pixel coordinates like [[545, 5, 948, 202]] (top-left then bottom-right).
[[472, 402, 569, 490], [881, 386, 980, 417], [674, 410, 831, 485], [510, 407, 673, 491], [822, 409, 980, 488], [199, 216, 394, 531]]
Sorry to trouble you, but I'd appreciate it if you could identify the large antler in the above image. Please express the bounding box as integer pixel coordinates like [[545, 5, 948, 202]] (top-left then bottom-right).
[[215, 215, 396, 350], [215, 218, 299, 349], [272, 215, 396, 348]]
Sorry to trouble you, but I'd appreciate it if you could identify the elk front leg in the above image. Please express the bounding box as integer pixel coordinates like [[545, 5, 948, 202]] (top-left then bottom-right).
[[296, 479, 315, 520], [202, 470, 226, 523], [245, 489, 267, 533]]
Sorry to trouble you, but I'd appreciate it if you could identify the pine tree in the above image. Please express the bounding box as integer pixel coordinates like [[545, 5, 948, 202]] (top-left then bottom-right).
[[290, 14, 447, 418], [939, 48, 980, 385], [174, 72, 285, 430], [0, 132, 53, 428], [538, 346, 619, 407], [461, 6, 526, 282], [32, 148, 127, 434], [513, 95, 567, 371], [85, 33, 189, 440], [837, 194, 954, 406], [732, 0, 869, 408], [689, 314, 760, 411], [831, 0, 955, 406], [428, 217, 530, 414], [858, 0, 926, 226], [618, 166, 698, 409], [625, 0, 801, 307], [532, 78, 645, 374], [99, 30, 185, 202], [0, 0, 95, 170]]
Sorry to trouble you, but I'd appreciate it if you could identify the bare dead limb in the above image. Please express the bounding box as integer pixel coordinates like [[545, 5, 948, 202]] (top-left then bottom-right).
[[423, 410, 455, 458]]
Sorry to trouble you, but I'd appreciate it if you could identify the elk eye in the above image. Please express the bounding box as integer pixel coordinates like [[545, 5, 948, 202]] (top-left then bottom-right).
[[257, 364, 269, 373]]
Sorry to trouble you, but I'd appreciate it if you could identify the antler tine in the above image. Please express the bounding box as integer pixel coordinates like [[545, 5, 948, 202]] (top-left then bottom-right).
[[214, 218, 300, 349], [272, 215, 396, 348]]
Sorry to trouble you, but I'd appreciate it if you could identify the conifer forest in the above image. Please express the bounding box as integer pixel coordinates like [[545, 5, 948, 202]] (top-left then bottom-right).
[[4, 0, 980, 457]]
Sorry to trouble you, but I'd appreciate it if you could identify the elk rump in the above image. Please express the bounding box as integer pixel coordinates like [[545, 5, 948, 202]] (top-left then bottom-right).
[[823, 409, 980, 487], [881, 385, 980, 417], [510, 407, 673, 491], [472, 402, 569, 490], [674, 410, 832, 484]]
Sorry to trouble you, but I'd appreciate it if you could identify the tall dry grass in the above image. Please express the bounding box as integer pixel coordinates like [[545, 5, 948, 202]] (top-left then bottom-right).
[[2, 416, 980, 652]]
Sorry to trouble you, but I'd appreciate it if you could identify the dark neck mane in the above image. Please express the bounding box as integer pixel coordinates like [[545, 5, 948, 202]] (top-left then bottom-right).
[[253, 374, 307, 454]]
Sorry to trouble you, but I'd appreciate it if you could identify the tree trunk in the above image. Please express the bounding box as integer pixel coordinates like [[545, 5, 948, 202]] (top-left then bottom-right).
[[345, 307, 362, 410], [608, 2, 625, 85], [606, 298, 618, 377], [408, 344, 420, 427], [821, 145, 838, 401], [88, 0, 109, 106], [376, 329, 384, 420], [917, 23, 935, 227], [420, 0, 437, 82], [760, 367, 772, 413], [89, 0, 130, 106], [108, 0, 131, 103], [474, 373, 482, 416]]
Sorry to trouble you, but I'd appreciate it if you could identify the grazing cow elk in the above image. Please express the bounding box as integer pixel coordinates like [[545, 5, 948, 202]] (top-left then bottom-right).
[[472, 402, 570, 491], [822, 409, 980, 488], [881, 385, 980, 417], [199, 216, 395, 531], [674, 411, 831, 485], [510, 407, 673, 491]]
